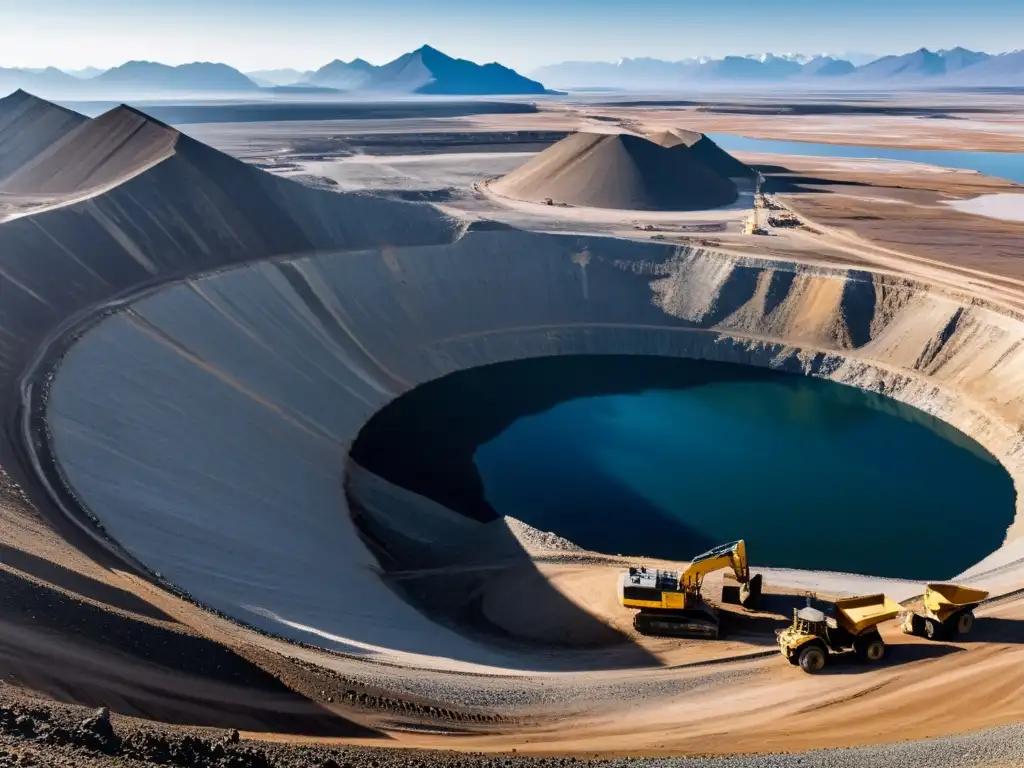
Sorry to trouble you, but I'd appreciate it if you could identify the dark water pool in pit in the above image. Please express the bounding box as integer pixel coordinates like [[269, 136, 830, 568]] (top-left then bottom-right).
[[351, 356, 1014, 581], [472, 369, 1013, 580]]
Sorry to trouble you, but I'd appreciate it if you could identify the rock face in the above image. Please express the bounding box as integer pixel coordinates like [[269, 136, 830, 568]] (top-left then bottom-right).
[[490, 132, 739, 210]]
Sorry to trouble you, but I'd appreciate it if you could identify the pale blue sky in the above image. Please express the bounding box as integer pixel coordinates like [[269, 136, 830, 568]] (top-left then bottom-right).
[[1, 0, 1021, 72]]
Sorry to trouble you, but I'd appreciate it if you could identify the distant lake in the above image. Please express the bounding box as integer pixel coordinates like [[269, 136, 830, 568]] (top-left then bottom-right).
[[707, 133, 1024, 184]]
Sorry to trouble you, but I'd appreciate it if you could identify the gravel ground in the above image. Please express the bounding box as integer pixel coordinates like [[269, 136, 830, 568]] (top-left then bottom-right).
[[639, 725, 1024, 767], [1, 689, 1021, 768]]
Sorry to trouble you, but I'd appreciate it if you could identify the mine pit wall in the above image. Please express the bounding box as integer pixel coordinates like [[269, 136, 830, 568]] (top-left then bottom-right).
[[45, 230, 1024, 669]]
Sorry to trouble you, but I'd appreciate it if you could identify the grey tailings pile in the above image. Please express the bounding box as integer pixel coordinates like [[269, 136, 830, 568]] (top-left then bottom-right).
[[0, 89, 88, 179], [648, 128, 754, 179], [0, 105, 178, 194], [490, 131, 740, 211]]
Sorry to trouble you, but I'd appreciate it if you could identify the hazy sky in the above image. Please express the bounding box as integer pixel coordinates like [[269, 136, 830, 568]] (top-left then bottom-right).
[[1, 0, 1021, 72]]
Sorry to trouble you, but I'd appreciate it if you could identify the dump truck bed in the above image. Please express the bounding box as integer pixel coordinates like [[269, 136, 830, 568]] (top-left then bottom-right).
[[834, 594, 902, 634], [924, 583, 989, 620]]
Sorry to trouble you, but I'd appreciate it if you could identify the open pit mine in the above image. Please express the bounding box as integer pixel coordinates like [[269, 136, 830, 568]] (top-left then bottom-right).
[[0, 88, 1022, 767]]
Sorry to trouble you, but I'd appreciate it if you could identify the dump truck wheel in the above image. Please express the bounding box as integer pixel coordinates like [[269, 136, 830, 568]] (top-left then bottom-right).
[[902, 612, 924, 636], [924, 618, 944, 641], [853, 632, 885, 662], [954, 611, 975, 635], [798, 643, 827, 674], [861, 637, 886, 663]]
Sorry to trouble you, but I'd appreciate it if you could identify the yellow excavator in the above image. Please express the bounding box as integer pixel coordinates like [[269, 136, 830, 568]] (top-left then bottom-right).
[[621, 540, 763, 639]]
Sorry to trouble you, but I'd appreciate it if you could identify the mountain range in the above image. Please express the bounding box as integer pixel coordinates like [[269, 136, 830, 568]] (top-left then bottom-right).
[[3, 45, 1023, 99], [94, 61, 260, 92], [0, 46, 549, 98], [301, 46, 549, 95], [245, 68, 314, 87], [530, 47, 1024, 88]]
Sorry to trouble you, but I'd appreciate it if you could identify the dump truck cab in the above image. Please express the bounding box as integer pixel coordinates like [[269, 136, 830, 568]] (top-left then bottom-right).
[[776, 604, 835, 673], [793, 605, 828, 637], [777, 594, 899, 673]]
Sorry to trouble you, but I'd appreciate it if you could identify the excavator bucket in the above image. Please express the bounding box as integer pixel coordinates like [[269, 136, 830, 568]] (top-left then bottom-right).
[[740, 573, 763, 610]]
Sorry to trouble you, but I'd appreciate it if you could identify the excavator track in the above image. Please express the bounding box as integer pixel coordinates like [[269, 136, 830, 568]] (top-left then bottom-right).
[[633, 610, 720, 639]]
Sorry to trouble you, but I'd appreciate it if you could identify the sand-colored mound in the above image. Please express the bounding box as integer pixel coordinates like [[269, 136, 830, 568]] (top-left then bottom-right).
[[0, 90, 88, 181], [649, 128, 753, 179], [490, 131, 738, 211], [0, 105, 179, 195]]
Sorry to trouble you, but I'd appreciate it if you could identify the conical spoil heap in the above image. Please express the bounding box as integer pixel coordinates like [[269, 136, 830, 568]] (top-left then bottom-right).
[[491, 131, 738, 211]]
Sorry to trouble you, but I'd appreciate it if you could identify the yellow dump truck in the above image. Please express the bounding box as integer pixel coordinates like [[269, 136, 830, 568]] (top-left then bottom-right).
[[777, 594, 901, 673], [901, 583, 989, 640]]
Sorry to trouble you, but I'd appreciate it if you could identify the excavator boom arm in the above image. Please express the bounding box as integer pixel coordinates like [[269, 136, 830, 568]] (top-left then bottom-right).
[[680, 540, 750, 590]]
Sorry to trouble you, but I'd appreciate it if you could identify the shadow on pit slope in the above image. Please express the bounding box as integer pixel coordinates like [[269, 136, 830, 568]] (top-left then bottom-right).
[[350, 458, 708, 664], [0, 567, 380, 737], [0, 541, 174, 622], [347, 356, 796, 668]]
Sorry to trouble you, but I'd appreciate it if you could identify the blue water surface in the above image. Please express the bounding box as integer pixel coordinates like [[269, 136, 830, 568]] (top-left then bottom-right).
[[475, 377, 1014, 580], [706, 133, 1024, 184]]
